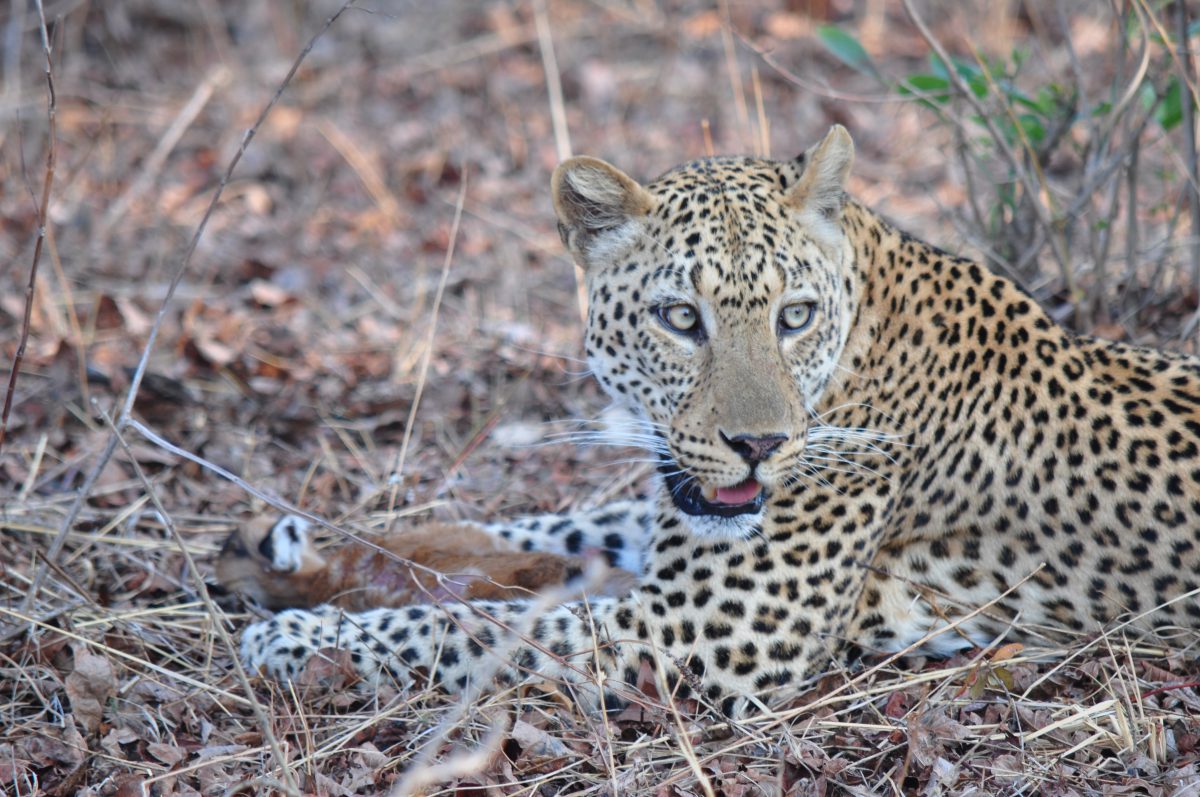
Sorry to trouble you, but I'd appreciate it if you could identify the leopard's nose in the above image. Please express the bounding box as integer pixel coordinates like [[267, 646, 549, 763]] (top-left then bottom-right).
[[722, 432, 787, 464]]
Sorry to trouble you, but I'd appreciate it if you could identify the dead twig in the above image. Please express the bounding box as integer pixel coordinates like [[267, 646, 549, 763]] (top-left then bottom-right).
[[533, 0, 571, 163], [718, 0, 751, 150], [96, 406, 300, 797], [318, 119, 404, 224], [533, 0, 587, 325], [385, 169, 468, 526], [0, 0, 56, 457]]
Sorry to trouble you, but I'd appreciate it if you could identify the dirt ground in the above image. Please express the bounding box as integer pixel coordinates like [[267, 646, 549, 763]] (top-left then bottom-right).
[[3, 1, 1200, 794]]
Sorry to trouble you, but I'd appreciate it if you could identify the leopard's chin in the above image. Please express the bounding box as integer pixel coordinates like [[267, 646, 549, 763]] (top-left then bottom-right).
[[659, 460, 767, 518]]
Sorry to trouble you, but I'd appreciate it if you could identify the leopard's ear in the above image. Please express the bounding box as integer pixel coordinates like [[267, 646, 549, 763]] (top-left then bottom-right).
[[787, 125, 854, 237], [552, 156, 654, 268]]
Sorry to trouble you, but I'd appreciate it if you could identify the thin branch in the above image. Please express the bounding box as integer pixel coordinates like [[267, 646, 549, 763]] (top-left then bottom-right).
[[1123, 136, 1141, 321], [718, 0, 751, 149], [96, 407, 300, 797], [0, 0, 56, 456], [385, 170, 468, 526], [751, 65, 769, 158], [533, 0, 571, 163], [532, 0, 587, 325]]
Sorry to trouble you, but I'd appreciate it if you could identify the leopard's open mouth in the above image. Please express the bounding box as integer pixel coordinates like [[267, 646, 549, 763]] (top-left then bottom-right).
[[659, 460, 765, 517]]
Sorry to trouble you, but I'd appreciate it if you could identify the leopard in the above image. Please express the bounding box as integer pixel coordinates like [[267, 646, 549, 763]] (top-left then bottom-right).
[[240, 126, 1200, 715]]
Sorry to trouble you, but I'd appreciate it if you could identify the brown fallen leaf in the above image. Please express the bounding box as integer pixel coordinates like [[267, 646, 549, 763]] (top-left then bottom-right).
[[509, 718, 571, 773], [681, 10, 721, 37], [21, 722, 85, 769], [883, 688, 910, 718], [191, 335, 238, 367], [989, 642, 1024, 663], [147, 741, 187, 766], [101, 726, 139, 759], [0, 745, 33, 786], [114, 776, 149, 797], [64, 644, 116, 734], [906, 709, 971, 768], [989, 753, 1024, 783]]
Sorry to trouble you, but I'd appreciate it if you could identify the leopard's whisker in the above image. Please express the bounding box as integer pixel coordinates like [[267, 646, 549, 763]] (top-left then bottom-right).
[[800, 452, 893, 483], [805, 440, 901, 466], [783, 464, 845, 496], [537, 430, 672, 455]]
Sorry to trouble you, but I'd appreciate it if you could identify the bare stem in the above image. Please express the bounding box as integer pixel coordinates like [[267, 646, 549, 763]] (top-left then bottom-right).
[[0, 0, 56, 456], [532, 0, 587, 324], [98, 408, 300, 796], [385, 171, 468, 526]]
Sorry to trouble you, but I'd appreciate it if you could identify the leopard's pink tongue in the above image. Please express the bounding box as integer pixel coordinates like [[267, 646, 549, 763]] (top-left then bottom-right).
[[714, 479, 762, 505]]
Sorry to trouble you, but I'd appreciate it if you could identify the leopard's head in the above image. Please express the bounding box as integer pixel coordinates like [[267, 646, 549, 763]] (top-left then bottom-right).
[[553, 127, 860, 539]]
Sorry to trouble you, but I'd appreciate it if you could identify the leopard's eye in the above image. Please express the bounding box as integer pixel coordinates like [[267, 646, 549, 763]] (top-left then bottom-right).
[[779, 302, 816, 333], [658, 303, 700, 334]]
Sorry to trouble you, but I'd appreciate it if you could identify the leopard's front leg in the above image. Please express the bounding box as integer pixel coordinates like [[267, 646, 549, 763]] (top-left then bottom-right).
[[240, 595, 655, 708], [241, 492, 896, 713]]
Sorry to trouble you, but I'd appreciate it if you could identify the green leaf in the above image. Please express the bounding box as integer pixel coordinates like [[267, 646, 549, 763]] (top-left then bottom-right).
[[950, 58, 981, 80], [1018, 113, 1046, 143], [949, 59, 990, 99], [1033, 85, 1061, 116], [903, 74, 951, 91], [1157, 76, 1184, 130], [1008, 89, 1044, 115], [898, 74, 952, 105], [966, 76, 989, 99], [816, 25, 878, 77]]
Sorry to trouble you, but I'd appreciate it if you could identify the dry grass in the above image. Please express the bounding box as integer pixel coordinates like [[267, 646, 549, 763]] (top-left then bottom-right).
[[2, 1, 1200, 794]]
